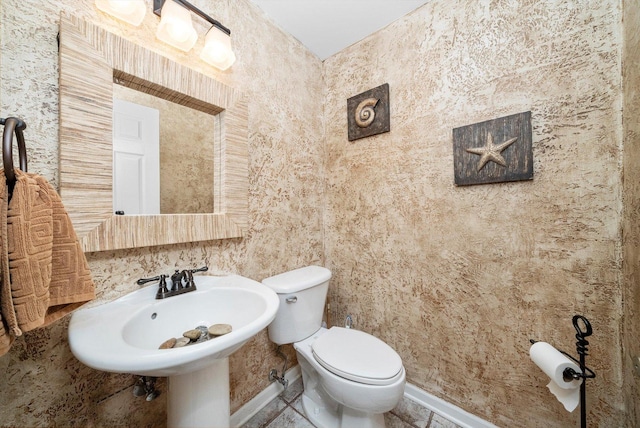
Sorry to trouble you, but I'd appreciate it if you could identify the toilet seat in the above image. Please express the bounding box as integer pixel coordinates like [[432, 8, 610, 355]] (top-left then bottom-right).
[[311, 327, 403, 386]]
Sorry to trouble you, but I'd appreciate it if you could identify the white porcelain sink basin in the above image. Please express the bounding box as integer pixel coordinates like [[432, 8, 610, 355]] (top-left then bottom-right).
[[69, 274, 279, 377]]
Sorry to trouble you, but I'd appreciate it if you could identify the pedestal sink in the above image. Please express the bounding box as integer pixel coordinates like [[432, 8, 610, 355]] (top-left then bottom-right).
[[68, 274, 279, 428]]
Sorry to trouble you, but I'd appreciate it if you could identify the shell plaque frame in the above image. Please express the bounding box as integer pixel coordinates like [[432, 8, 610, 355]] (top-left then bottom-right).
[[347, 83, 390, 141]]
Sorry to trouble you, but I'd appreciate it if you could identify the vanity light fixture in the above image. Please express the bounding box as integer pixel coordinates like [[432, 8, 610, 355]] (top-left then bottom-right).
[[154, 0, 236, 70], [95, 0, 147, 26], [94, 0, 236, 70]]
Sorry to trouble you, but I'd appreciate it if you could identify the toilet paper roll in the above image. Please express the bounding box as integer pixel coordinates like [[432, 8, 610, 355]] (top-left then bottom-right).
[[530, 342, 582, 389], [530, 341, 582, 412]]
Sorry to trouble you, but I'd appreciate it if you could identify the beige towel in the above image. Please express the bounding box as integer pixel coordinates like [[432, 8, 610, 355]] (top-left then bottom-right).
[[0, 178, 14, 352], [0, 170, 95, 356]]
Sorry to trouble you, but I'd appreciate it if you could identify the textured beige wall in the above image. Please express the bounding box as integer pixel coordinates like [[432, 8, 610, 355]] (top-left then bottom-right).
[[324, 0, 627, 427], [0, 0, 323, 426], [622, 0, 640, 424], [1, 0, 637, 426]]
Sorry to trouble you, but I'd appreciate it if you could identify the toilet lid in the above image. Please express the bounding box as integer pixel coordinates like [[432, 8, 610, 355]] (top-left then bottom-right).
[[311, 327, 403, 386]]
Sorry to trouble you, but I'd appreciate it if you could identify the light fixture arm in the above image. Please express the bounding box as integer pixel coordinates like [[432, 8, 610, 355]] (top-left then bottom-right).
[[153, 0, 231, 35]]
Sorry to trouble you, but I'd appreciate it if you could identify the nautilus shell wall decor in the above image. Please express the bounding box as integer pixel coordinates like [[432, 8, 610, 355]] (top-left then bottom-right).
[[355, 98, 379, 128], [347, 83, 390, 141]]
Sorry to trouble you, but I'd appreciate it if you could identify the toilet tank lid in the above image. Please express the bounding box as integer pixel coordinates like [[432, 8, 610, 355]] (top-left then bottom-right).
[[262, 266, 332, 293]]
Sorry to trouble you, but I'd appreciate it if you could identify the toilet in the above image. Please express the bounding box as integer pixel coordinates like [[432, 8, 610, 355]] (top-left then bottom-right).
[[262, 266, 406, 428]]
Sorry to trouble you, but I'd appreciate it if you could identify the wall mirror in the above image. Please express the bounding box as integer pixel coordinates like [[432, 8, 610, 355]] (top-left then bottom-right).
[[59, 15, 248, 252], [112, 84, 215, 215]]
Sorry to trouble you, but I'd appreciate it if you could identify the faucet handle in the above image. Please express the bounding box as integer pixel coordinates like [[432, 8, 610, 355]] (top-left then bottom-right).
[[156, 275, 169, 299], [183, 266, 207, 288], [137, 275, 160, 286], [183, 269, 194, 288]]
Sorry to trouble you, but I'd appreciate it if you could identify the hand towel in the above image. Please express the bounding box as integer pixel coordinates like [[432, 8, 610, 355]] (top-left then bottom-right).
[[0, 180, 15, 353], [0, 169, 95, 356]]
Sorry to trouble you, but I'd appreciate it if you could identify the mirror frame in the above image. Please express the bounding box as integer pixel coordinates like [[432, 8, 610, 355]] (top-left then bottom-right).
[[59, 15, 248, 252]]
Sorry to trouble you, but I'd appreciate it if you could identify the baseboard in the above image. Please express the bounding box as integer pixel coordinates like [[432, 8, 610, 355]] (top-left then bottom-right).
[[231, 366, 496, 428], [230, 366, 302, 428], [404, 383, 498, 428]]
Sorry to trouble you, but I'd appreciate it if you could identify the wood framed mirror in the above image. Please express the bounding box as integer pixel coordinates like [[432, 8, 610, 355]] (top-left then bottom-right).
[[59, 15, 248, 252]]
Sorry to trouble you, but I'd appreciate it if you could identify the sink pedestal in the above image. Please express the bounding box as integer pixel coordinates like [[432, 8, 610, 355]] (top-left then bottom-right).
[[168, 358, 230, 428]]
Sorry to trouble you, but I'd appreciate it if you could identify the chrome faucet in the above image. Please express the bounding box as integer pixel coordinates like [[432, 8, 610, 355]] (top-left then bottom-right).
[[137, 266, 208, 299]]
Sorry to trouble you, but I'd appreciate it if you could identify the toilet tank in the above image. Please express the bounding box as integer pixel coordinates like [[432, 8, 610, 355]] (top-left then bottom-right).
[[262, 266, 332, 345]]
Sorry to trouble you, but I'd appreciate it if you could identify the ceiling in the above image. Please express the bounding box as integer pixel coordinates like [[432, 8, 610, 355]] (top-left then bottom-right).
[[248, 0, 431, 60]]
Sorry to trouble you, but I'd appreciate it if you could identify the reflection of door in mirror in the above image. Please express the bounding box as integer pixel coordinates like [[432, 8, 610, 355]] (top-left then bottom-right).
[[113, 99, 160, 215], [113, 84, 215, 215]]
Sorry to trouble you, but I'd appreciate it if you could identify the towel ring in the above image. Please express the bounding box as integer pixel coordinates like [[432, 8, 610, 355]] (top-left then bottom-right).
[[1, 117, 28, 188]]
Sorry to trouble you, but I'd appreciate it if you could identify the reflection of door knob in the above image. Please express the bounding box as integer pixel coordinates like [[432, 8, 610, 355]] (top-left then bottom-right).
[[286, 296, 297, 303], [115, 210, 125, 215]]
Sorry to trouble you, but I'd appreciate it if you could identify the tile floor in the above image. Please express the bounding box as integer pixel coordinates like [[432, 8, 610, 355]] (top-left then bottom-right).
[[241, 378, 464, 428]]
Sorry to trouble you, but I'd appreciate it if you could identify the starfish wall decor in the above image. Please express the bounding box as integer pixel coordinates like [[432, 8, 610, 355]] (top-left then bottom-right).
[[452, 111, 533, 186], [466, 132, 518, 172]]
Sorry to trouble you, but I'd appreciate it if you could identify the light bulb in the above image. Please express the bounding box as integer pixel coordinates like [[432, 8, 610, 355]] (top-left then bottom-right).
[[107, 0, 137, 14], [200, 27, 236, 70], [95, 0, 146, 26], [156, 0, 198, 52], [166, 22, 192, 43]]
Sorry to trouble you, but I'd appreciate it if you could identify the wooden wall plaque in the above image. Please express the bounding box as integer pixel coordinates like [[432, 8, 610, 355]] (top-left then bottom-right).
[[347, 83, 390, 141], [453, 111, 532, 186]]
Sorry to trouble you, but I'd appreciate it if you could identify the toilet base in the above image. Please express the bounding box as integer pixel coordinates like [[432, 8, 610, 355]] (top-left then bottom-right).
[[293, 327, 404, 428], [300, 391, 385, 428]]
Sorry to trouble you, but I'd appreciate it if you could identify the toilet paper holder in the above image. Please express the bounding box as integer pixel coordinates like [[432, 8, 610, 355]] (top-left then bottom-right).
[[530, 314, 596, 428]]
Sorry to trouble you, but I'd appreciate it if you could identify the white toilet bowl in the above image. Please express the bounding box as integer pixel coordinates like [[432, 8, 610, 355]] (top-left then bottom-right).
[[262, 266, 406, 428], [293, 327, 406, 428]]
